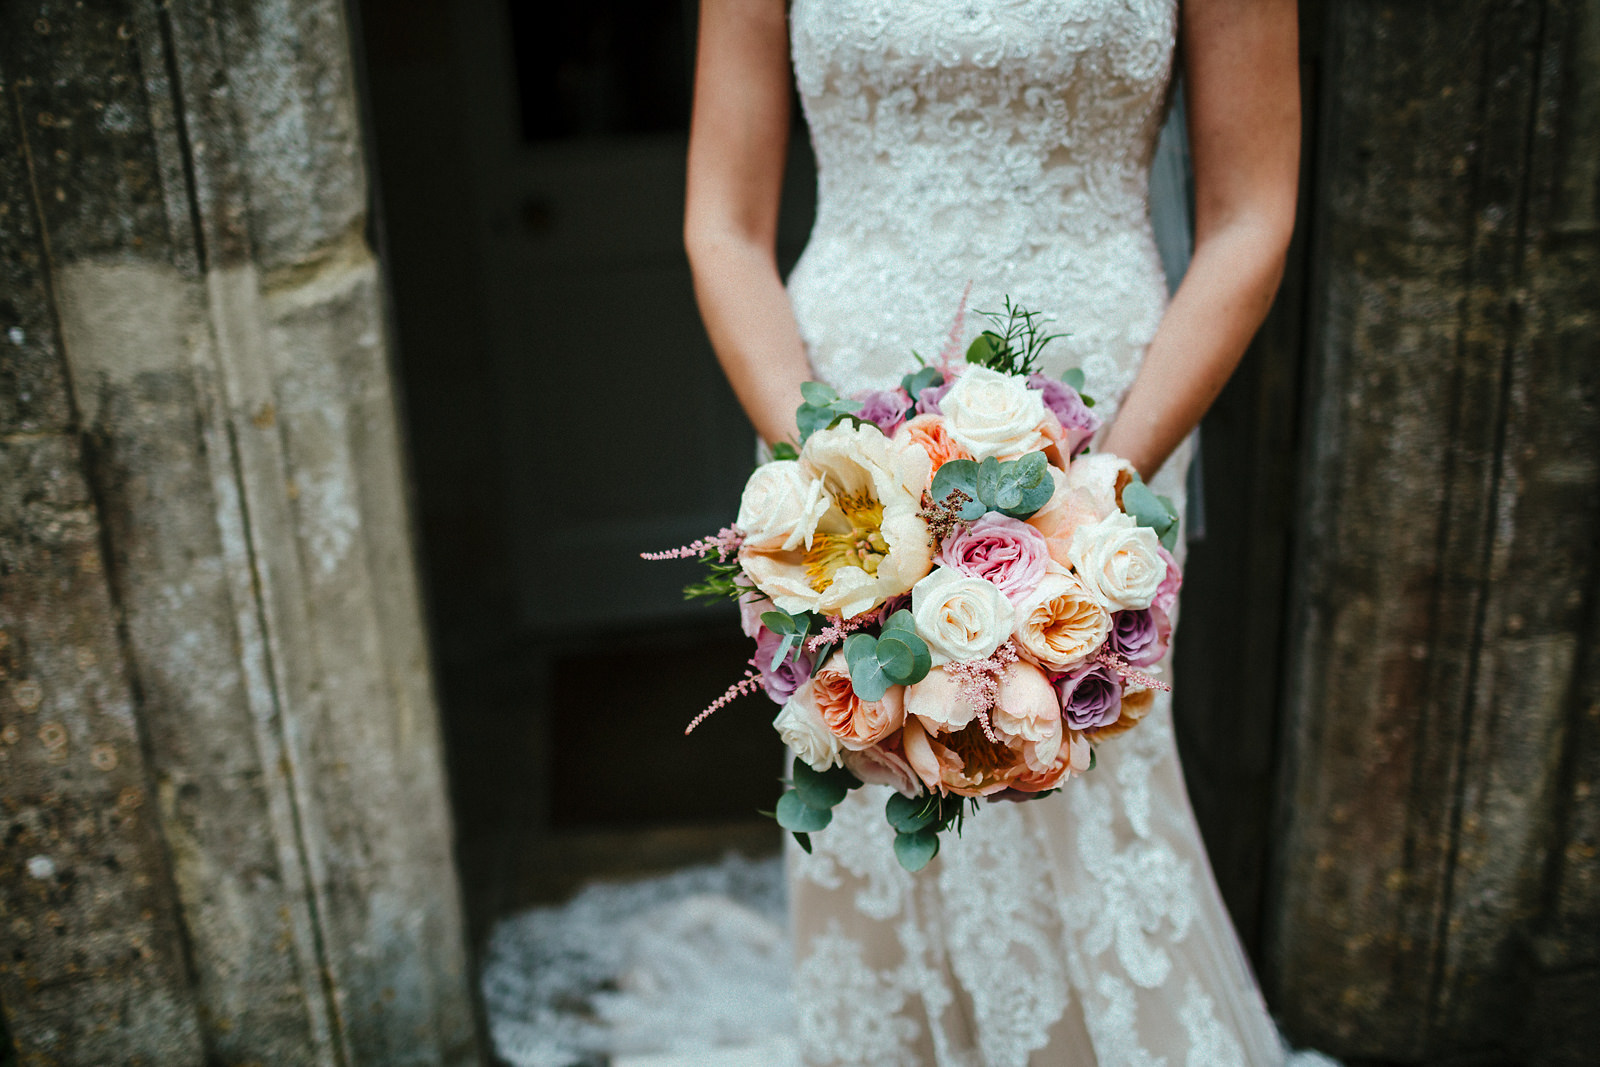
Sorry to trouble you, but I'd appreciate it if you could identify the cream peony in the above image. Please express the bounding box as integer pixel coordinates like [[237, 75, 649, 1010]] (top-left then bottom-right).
[[773, 686, 842, 771], [1011, 565, 1113, 672], [739, 422, 934, 618], [938, 366, 1052, 461], [1067, 511, 1166, 611], [910, 568, 1014, 666], [736, 460, 830, 551]]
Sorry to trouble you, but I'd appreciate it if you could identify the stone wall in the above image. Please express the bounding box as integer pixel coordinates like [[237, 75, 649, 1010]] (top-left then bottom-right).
[[0, 2, 477, 1063]]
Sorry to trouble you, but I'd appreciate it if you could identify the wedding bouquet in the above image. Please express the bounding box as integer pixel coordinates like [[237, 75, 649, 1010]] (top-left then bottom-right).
[[647, 301, 1182, 871]]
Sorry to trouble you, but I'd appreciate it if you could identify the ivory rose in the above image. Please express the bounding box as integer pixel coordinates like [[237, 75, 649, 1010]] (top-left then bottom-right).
[[773, 686, 842, 771], [812, 658, 905, 750], [1011, 565, 1112, 672], [894, 413, 971, 477], [988, 661, 1064, 773], [938, 365, 1053, 461], [936, 513, 1049, 604], [1067, 511, 1166, 611], [736, 460, 829, 551], [910, 568, 1014, 665], [739, 422, 934, 619]]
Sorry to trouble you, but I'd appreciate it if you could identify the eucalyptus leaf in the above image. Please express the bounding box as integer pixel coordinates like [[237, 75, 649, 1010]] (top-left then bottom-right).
[[893, 828, 941, 872], [1089, 748, 1097, 771], [762, 610, 796, 635], [1160, 523, 1179, 552], [791, 831, 813, 854], [775, 790, 832, 832], [1012, 450, 1049, 487], [901, 366, 944, 402], [930, 460, 984, 519], [975, 456, 1006, 509], [770, 633, 797, 672], [792, 759, 851, 809], [1061, 367, 1086, 392], [875, 635, 917, 681], [800, 381, 837, 405], [843, 633, 892, 702], [1121, 481, 1173, 531], [881, 608, 918, 637], [885, 792, 940, 833]]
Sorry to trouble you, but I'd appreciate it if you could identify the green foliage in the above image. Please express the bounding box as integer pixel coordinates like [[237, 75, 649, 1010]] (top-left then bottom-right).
[[900, 365, 944, 404], [842, 610, 932, 701], [770, 441, 799, 461], [761, 608, 820, 670], [796, 381, 864, 443], [682, 556, 746, 603], [931, 452, 1055, 520], [963, 298, 1065, 377], [772, 761, 863, 851], [882, 790, 976, 872], [1061, 367, 1086, 392], [1121, 478, 1182, 551]]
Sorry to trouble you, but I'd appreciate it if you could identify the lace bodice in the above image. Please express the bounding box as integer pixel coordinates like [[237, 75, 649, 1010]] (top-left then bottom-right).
[[788, 0, 1177, 415]]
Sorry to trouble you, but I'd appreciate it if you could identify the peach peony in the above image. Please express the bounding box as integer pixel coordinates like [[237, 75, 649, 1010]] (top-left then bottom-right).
[[812, 658, 905, 750], [902, 715, 1022, 798], [894, 414, 972, 479], [1009, 729, 1091, 793], [988, 661, 1064, 773]]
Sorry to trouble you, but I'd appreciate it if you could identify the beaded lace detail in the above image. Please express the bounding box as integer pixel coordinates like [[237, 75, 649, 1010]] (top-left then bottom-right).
[[787, 0, 1177, 421], [785, 3, 1296, 1064]]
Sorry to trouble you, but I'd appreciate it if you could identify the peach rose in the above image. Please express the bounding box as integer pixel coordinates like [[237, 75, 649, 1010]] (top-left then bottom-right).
[[812, 658, 905, 750], [894, 413, 972, 479], [902, 715, 1023, 798], [904, 664, 978, 732], [1012, 565, 1113, 673]]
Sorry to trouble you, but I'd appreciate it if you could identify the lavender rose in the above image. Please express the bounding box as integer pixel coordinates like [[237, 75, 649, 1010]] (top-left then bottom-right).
[[914, 377, 955, 416], [755, 627, 814, 704], [853, 388, 913, 435], [1107, 607, 1171, 667], [1054, 659, 1122, 731], [1027, 373, 1102, 458], [936, 513, 1050, 604]]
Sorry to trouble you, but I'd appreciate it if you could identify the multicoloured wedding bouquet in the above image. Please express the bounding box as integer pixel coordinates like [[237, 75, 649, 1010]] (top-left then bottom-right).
[[647, 300, 1182, 871]]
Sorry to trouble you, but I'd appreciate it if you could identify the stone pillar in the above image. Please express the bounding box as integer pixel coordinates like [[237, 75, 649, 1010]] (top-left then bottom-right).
[[0, 2, 478, 1063], [1270, 1, 1600, 1062]]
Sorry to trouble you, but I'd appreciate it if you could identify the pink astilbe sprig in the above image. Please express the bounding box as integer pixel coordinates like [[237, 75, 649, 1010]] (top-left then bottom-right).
[[642, 525, 745, 562], [945, 640, 1022, 718], [1093, 648, 1172, 693], [936, 281, 975, 376], [806, 614, 871, 653], [684, 660, 764, 735]]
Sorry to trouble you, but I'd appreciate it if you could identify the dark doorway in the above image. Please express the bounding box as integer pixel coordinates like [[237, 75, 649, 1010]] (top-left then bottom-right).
[[351, 0, 817, 942]]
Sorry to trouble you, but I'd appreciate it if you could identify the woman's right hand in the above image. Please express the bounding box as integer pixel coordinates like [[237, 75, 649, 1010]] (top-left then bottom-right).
[[684, 0, 817, 448]]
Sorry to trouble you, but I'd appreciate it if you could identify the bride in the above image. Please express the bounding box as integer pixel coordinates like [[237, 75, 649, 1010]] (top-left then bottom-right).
[[684, 1, 1300, 1064]]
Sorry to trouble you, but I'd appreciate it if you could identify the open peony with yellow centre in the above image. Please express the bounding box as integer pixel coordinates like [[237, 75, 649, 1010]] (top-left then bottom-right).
[[1011, 564, 1112, 672], [938, 365, 1053, 461], [909, 568, 1014, 666], [739, 422, 934, 619], [1067, 511, 1166, 611]]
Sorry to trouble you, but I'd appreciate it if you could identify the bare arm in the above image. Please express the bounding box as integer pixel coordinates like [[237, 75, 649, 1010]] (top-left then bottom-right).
[[1099, 0, 1301, 479], [685, 0, 813, 447]]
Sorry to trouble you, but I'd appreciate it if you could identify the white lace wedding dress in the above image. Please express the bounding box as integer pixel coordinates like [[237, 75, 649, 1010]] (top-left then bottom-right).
[[782, 2, 1301, 1064]]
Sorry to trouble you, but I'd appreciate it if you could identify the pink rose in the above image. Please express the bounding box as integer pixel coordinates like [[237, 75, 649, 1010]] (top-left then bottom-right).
[[841, 739, 921, 798], [936, 513, 1050, 604], [812, 659, 905, 750], [1151, 545, 1183, 614]]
